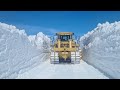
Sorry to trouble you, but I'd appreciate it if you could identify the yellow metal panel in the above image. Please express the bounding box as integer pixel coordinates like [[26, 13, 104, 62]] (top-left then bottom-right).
[[54, 48, 77, 52], [56, 32, 73, 35]]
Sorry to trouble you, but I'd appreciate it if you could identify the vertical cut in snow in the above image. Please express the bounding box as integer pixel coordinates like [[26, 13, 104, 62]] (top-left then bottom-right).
[[0, 22, 50, 79], [80, 21, 120, 79]]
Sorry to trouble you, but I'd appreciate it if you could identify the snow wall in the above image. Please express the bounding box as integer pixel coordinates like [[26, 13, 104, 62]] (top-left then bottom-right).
[[80, 21, 120, 79], [0, 22, 50, 79]]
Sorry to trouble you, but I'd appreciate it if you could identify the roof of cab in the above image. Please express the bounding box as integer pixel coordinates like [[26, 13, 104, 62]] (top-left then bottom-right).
[[56, 32, 74, 35]]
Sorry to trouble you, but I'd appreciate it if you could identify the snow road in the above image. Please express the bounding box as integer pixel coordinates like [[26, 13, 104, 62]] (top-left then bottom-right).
[[16, 60, 108, 79]]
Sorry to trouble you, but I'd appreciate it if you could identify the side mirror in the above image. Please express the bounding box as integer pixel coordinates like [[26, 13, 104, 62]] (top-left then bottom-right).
[[72, 36, 75, 40], [75, 36, 77, 40], [73, 35, 77, 40], [77, 36, 80, 44], [54, 35, 57, 40]]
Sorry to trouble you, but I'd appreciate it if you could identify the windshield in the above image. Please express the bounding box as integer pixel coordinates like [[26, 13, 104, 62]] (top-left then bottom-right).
[[60, 35, 70, 41]]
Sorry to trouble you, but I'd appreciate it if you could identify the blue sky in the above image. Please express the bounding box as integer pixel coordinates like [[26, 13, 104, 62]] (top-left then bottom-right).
[[0, 11, 120, 36]]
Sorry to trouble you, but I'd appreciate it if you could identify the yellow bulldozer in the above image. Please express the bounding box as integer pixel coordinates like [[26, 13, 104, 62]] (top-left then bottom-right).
[[50, 32, 82, 64]]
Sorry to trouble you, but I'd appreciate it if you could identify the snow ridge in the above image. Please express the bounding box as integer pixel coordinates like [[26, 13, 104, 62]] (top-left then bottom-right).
[[0, 22, 50, 79], [28, 32, 50, 51], [80, 21, 120, 78]]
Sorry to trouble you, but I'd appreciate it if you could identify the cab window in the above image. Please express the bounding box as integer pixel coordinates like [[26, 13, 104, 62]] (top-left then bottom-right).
[[60, 35, 70, 41]]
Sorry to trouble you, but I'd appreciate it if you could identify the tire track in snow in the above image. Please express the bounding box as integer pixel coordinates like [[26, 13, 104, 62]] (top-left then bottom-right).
[[16, 60, 109, 79]]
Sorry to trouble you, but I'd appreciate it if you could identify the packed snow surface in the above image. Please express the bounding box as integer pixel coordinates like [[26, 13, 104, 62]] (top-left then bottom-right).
[[16, 60, 108, 79]]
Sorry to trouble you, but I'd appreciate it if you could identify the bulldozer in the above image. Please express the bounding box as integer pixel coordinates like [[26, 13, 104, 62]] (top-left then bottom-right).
[[50, 32, 82, 64]]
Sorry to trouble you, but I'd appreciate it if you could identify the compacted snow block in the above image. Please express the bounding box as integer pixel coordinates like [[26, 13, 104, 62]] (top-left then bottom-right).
[[0, 22, 50, 79], [80, 21, 120, 79]]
